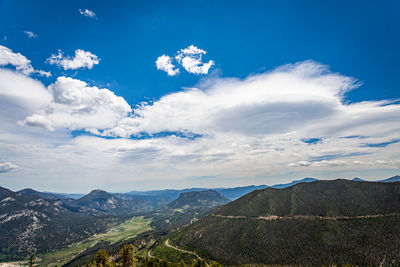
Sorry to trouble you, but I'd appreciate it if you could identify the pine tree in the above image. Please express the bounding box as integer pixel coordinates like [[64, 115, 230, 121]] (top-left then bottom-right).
[[120, 244, 138, 267], [94, 249, 110, 267]]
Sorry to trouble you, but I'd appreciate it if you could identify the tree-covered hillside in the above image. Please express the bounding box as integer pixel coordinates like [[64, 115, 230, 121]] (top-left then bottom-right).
[[168, 180, 400, 266]]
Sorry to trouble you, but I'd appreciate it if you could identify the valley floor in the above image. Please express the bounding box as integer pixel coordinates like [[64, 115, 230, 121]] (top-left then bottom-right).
[[38, 216, 152, 266]]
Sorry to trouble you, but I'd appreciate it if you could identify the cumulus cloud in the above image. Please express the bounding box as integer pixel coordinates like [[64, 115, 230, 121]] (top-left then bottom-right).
[[1, 56, 400, 191], [83, 60, 400, 185], [19, 76, 132, 131], [0, 162, 18, 173], [79, 9, 97, 19], [156, 45, 214, 75], [0, 45, 34, 75], [0, 45, 51, 77], [103, 61, 364, 137], [24, 31, 38, 38], [175, 45, 214, 74], [155, 55, 179, 76], [47, 49, 100, 70]]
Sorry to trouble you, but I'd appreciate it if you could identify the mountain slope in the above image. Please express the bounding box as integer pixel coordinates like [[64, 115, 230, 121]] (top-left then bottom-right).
[[0, 187, 118, 261], [64, 189, 152, 215], [147, 190, 229, 230], [270, 177, 318, 189], [169, 180, 400, 266], [17, 188, 61, 200], [378, 175, 400, 182], [216, 179, 400, 217], [216, 185, 268, 200]]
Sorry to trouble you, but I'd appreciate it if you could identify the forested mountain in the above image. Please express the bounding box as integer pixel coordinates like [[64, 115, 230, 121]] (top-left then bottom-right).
[[147, 190, 229, 230], [17, 188, 62, 200], [63, 189, 153, 215], [0, 186, 119, 261], [216, 179, 400, 217], [168, 180, 400, 266]]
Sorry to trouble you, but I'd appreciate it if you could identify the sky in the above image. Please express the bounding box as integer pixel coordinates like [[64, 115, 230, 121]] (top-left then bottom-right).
[[0, 0, 399, 193]]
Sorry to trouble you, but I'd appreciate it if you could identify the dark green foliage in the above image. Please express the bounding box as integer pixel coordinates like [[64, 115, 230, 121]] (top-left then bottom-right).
[[171, 214, 400, 265], [120, 244, 138, 267], [216, 179, 400, 217], [168, 180, 400, 266], [81, 247, 215, 267], [94, 249, 110, 266], [152, 241, 196, 264], [190, 259, 206, 267]]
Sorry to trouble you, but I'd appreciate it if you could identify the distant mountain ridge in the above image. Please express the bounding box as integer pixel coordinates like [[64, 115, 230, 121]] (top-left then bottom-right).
[[17, 175, 399, 204], [270, 177, 318, 189], [18, 188, 61, 200], [167, 190, 229, 209], [62, 189, 155, 215], [147, 190, 229, 230]]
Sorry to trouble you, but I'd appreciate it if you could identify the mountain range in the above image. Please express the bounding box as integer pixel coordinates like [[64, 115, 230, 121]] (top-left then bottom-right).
[[0, 187, 119, 261], [18, 175, 400, 202], [147, 190, 230, 230], [1, 175, 400, 263]]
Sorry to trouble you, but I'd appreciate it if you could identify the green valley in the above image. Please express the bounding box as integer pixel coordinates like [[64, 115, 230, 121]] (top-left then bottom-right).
[[39, 216, 153, 266]]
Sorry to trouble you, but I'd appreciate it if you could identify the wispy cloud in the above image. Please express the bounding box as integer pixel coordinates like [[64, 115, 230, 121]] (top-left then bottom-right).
[[156, 45, 214, 75], [0, 45, 50, 76], [79, 9, 97, 19], [0, 162, 18, 173], [24, 31, 38, 38], [47, 49, 100, 70]]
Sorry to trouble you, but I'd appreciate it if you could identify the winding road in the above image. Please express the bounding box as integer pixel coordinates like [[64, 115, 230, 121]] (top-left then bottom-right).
[[211, 213, 400, 221], [165, 239, 209, 265]]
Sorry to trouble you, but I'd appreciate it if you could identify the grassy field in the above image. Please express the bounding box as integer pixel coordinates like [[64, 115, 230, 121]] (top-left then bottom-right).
[[38, 216, 153, 266]]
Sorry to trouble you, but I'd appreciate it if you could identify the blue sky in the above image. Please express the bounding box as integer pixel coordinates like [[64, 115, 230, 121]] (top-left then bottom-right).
[[0, 0, 399, 192]]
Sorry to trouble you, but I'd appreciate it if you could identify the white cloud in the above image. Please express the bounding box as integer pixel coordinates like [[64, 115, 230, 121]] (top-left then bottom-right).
[[24, 31, 38, 38], [105, 61, 362, 137], [19, 76, 132, 131], [0, 162, 18, 173], [47, 49, 100, 70], [0, 45, 51, 77], [1, 58, 400, 191], [175, 45, 214, 74], [36, 70, 52, 77], [79, 9, 97, 19], [18, 114, 54, 131], [155, 55, 179, 76], [0, 69, 52, 114], [0, 45, 34, 75], [156, 45, 214, 75]]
